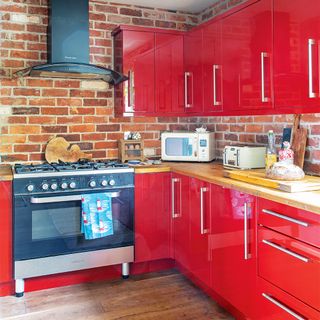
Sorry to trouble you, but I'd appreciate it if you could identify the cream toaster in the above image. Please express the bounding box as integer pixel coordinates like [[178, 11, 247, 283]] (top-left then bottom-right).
[[223, 146, 266, 169]]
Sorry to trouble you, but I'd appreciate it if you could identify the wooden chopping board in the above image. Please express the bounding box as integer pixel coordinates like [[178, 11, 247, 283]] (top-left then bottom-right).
[[291, 114, 307, 168], [223, 168, 320, 193], [45, 137, 92, 163]]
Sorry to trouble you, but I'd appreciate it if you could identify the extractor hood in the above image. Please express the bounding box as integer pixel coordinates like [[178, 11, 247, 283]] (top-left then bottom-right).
[[15, 0, 127, 86]]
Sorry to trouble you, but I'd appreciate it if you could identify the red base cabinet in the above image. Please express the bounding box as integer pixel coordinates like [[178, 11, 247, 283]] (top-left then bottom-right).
[[135, 172, 172, 263], [0, 181, 13, 297], [210, 185, 258, 319]]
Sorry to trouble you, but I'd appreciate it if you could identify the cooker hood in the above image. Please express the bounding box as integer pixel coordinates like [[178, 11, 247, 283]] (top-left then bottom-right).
[[15, 0, 127, 85]]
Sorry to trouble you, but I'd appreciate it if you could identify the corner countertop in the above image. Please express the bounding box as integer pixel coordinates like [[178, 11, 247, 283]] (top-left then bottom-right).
[[0, 165, 13, 181], [134, 162, 320, 215]]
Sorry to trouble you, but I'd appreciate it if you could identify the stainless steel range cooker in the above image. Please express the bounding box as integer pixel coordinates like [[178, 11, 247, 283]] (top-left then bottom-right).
[[13, 160, 134, 297]]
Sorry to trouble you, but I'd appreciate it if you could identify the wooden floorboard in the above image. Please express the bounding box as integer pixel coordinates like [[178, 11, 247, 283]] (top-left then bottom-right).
[[0, 270, 234, 320]]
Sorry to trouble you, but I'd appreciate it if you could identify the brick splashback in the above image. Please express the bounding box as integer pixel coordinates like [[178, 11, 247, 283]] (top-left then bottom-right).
[[0, 0, 319, 176]]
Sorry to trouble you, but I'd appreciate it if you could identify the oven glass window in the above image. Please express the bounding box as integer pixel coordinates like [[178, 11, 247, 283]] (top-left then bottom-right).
[[32, 206, 81, 241]]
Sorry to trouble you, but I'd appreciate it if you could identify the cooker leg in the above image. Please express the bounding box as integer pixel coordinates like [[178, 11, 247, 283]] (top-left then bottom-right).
[[122, 262, 129, 279], [15, 279, 24, 298]]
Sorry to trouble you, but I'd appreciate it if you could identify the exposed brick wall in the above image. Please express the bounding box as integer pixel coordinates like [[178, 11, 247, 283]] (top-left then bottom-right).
[[0, 0, 320, 176], [0, 0, 198, 162]]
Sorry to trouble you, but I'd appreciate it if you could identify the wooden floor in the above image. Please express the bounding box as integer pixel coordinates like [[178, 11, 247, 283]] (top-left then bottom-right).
[[0, 270, 234, 320]]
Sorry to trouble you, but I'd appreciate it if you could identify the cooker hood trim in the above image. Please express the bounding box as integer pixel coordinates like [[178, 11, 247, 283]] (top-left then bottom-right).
[[15, 62, 128, 86]]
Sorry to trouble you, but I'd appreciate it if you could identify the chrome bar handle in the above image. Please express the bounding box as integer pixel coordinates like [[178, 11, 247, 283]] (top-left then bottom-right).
[[262, 209, 309, 227], [213, 65, 221, 106], [261, 52, 269, 102], [262, 293, 306, 320], [184, 72, 192, 108], [171, 178, 179, 218], [200, 187, 209, 235], [262, 239, 309, 263], [308, 39, 316, 98], [244, 202, 250, 260], [31, 192, 121, 204]]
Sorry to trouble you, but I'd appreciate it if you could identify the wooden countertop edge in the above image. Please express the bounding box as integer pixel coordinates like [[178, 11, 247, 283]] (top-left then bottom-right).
[[136, 163, 320, 215], [0, 166, 13, 181]]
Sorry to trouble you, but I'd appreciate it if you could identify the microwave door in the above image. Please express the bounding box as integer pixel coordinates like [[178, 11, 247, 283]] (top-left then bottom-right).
[[164, 137, 197, 161]]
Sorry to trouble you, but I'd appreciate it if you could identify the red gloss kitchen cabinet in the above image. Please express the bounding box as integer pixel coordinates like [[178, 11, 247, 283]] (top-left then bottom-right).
[[274, 0, 320, 112], [210, 184, 258, 318], [171, 173, 191, 271], [202, 19, 223, 113], [221, 0, 273, 112], [0, 181, 13, 296], [134, 172, 172, 262], [155, 33, 185, 114], [113, 28, 155, 116], [184, 27, 204, 113], [188, 178, 211, 288]]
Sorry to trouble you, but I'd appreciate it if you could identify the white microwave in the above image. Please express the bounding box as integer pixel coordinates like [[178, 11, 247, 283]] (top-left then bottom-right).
[[161, 132, 215, 162]]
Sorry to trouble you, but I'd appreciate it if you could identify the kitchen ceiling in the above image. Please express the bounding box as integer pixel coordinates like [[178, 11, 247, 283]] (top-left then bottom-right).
[[109, 0, 218, 13]]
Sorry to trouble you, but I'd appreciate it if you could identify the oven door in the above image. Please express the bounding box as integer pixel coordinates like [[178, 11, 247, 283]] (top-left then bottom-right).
[[14, 188, 134, 261]]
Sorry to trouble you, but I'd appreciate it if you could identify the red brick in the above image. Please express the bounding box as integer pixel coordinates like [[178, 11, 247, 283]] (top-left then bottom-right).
[[54, 80, 81, 88], [0, 5, 27, 13], [42, 89, 69, 96], [70, 89, 95, 98], [13, 88, 40, 96], [26, 79, 53, 87], [1, 41, 25, 49], [2, 22, 25, 31], [89, 13, 106, 21], [95, 141, 117, 149], [91, 150, 106, 159], [245, 124, 263, 133], [96, 124, 120, 132], [1, 154, 28, 162], [77, 142, 93, 151], [28, 134, 53, 143], [132, 18, 154, 26], [82, 133, 106, 141], [96, 107, 113, 116], [14, 33, 39, 41], [56, 98, 82, 107], [29, 116, 56, 124], [29, 98, 56, 106], [27, 43, 46, 51], [107, 132, 124, 140], [94, 4, 118, 14], [144, 140, 161, 148], [56, 134, 81, 142], [230, 124, 245, 132], [69, 124, 95, 133], [83, 99, 109, 106], [120, 8, 142, 17], [0, 97, 27, 105], [27, 25, 47, 33], [11, 50, 38, 60], [41, 107, 69, 115], [70, 107, 95, 115], [42, 126, 68, 133], [10, 125, 40, 134], [224, 133, 238, 141], [155, 20, 176, 29], [14, 144, 41, 152], [239, 134, 255, 143], [2, 59, 25, 68], [216, 124, 230, 131], [57, 116, 82, 124]]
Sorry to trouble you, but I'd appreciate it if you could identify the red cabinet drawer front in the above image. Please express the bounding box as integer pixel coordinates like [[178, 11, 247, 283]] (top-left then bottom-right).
[[256, 277, 320, 320], [258, 227, 320, 311], [258, 198, 320, 248]]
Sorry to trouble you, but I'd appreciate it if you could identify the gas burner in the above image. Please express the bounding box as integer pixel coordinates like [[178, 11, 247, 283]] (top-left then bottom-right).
[[15, 163, 56, 174]]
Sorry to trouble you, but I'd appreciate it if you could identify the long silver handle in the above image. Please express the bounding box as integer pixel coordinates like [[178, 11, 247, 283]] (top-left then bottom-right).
[[31, 192, 121, 204], [244, 202, 250, 260], [200, 187, 209, 235], [184, 72, 191, 108], [262, 209, 309, 227], [261, 52, 269, 102], [213, 65, 221, 106], [262, 239, 309, 263], [262, 293, 306, 320], [308, 39, 316, 98], [171, 178, 179, 218]]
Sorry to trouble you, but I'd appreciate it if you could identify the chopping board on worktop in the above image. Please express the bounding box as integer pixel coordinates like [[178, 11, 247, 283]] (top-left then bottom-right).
[[223, 168, 320, 193]]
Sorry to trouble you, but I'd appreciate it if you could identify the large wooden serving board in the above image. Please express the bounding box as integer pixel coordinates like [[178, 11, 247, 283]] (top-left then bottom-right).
[[223, 168, 320, 193]]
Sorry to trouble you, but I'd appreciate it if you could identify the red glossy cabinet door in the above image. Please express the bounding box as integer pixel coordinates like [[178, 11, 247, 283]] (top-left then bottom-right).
[[203, 20, 223, 113], [135, 173, 172, 263], [0, 181, 12, 296], [121, 30, 155, 115], [222, 0, 273, 112], [184, 28, 204, 113], [188, 178, 211, 288], [155, 33, 184, 114], [172, 174, 191, 271], [211, 185, 257, 318], [274, 0, 320, 112]]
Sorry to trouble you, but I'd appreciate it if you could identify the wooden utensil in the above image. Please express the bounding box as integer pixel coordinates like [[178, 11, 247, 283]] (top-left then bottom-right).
[[291, 114, 307, 169], [45, 137, 92, 163]]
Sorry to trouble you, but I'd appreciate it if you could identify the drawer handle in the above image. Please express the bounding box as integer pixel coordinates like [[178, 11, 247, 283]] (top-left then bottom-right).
[[262, 293, 306, 320], [262, 240, 309, 263], [262, 209, 309, 227]]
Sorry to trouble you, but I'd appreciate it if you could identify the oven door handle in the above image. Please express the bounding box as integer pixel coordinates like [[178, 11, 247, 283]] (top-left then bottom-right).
[[30, 192, 121, 204]]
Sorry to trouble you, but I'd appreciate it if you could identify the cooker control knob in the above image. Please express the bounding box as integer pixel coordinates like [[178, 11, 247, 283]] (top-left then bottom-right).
[[51, 183, 58, 191], [61, 182, 68, 190], [89, 180, 96, 188], [41, 183, 49, 191], [69, 181, 76, 189], [27, 184, 34, 192], [101, 180, 108, 187], [109, 179, 116, 186]]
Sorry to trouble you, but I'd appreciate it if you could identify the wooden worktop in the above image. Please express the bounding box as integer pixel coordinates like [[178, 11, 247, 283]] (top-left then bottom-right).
[[135, 162, 320, 215], [0, 165, 13, 181]]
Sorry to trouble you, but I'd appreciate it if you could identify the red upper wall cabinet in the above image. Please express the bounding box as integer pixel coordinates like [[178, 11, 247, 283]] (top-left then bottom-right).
[[184, 28, 204, 113], [221, 0, 273, 112], [202, 20, 223, 113], [113, 26, 185, 117], [155, 34, 185, 114], [274, 0, 320, 112]]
